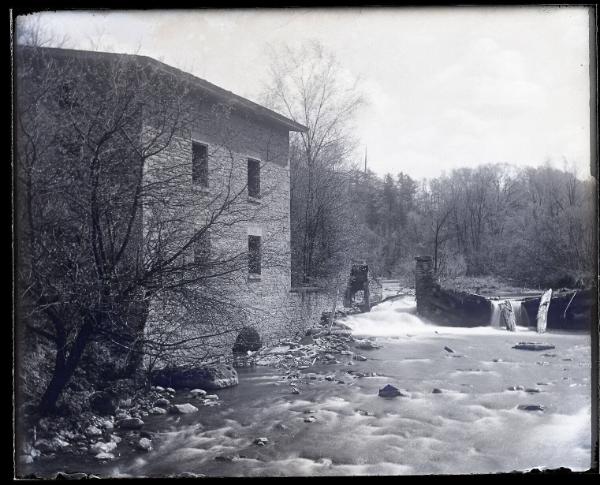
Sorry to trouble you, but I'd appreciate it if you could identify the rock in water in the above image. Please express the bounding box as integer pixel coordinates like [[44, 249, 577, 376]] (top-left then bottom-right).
[[168, 403, 199, 414], [355, 340, 381, 350], [94, 452, 115, 461], [189, 389, 207, 398], [512, 342, 556, 351], [152, 364, 238, 390], [518, 404, 545, 412], [89, 441, 117, 455], [149, 407, 167, 415], [117, 417, 144, 430], [136, 438, 153, 452], [378, 384, 406, 398], [154, 398, 170, 408]]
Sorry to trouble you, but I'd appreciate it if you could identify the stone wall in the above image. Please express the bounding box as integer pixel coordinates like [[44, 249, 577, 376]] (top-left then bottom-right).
[[414, 256, 492, 326], [289, 287, 336, 335]]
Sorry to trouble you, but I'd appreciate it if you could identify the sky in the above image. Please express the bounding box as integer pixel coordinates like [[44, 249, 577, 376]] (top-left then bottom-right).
[[18, 7, 592, 180]]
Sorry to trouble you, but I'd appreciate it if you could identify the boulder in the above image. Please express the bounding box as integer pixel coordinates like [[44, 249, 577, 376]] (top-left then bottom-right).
[[512, 342, 556, 351], [89, 391, 118, 416], [53, 472, 89, 480], [254, 437, 269, 446], [189, 389, 207, 398], [378, 384, 407, 398], [117, 417, 144, 430], [94, 452, 115, 461], [355, 340, 381, 350], [518, 404, 545, 412], [89, 441, 117, 455], [152, 364, 238, 390], [154, 398, 170, 408], [85, 425, 103, 438], [168, 403, 199, 414], [136, 437, 153, 452], [149, 407, 167, 415]]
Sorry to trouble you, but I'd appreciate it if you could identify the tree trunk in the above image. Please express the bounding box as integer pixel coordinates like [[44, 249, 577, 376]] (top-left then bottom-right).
[[38, 322, 93, 415]]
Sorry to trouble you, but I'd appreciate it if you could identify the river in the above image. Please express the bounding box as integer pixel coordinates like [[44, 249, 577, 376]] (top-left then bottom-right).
[[28, 296, 593, 476]]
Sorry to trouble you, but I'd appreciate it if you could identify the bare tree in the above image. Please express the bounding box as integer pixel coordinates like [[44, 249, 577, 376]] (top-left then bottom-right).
[[15, 42, 288, 414], [262, 40, 364, 287]]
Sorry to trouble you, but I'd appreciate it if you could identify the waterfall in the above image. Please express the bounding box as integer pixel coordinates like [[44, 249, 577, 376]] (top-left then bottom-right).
[[509, 299, 529, 327], [490, 300, 502, 328], [490, 299, 528, 330]]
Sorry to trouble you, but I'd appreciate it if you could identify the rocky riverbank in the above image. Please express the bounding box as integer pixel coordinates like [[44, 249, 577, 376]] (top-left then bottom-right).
[[17, 305, 375, 476]]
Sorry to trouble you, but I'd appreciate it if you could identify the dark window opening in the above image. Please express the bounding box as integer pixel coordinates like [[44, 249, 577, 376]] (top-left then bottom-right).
[[248, 159, 260, 198], [248, 235, 261, 275], [192, 142, 209, 187], [194, 232, 211, 265]]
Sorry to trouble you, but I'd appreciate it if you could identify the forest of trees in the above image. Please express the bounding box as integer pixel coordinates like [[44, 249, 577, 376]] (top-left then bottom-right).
[[265, 41, 597, 291], [342, 163, 596, 288]]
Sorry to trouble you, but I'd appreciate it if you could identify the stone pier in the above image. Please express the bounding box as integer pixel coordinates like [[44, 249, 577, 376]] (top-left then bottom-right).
[[414, 256, 434, 316]]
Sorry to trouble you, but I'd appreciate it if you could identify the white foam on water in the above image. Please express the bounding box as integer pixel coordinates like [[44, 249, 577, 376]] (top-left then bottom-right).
[[344, 296, 536, 337]]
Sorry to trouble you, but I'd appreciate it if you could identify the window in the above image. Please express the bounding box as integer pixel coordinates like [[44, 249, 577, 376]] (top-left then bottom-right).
[[193, 231, 211, 265], [192, 142, 208, 187], [248, 235, 261, 275], [248, 159, 260, 198]]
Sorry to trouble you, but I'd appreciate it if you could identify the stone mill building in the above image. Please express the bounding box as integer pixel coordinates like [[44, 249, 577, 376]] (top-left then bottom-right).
[[17, 46, 336, 365]]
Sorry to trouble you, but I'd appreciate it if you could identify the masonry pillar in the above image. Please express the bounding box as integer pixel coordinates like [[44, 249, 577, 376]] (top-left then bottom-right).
[[415, 256, 434, 316]]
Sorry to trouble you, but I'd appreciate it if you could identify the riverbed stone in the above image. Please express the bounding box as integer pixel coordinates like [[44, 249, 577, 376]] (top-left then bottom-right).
[[168, 403, 199, 414], [189, 389, 207, 398], [355, 340, 381, 350], [518, 404, 545, 412], [94, 452, 115, 461], [89, 441, 117, 455], [512, 342, 556, 351], [149, 407, 167, 415], [85, 425, 103, 438], [154, 398, 170, 408], [117, 417, 144, 430], [152, 364, 238, 390], [136, 437, 153, 452], [53, 472, 90, 480], [254, 437, 269, 446], [378, 384, 407, 398]]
